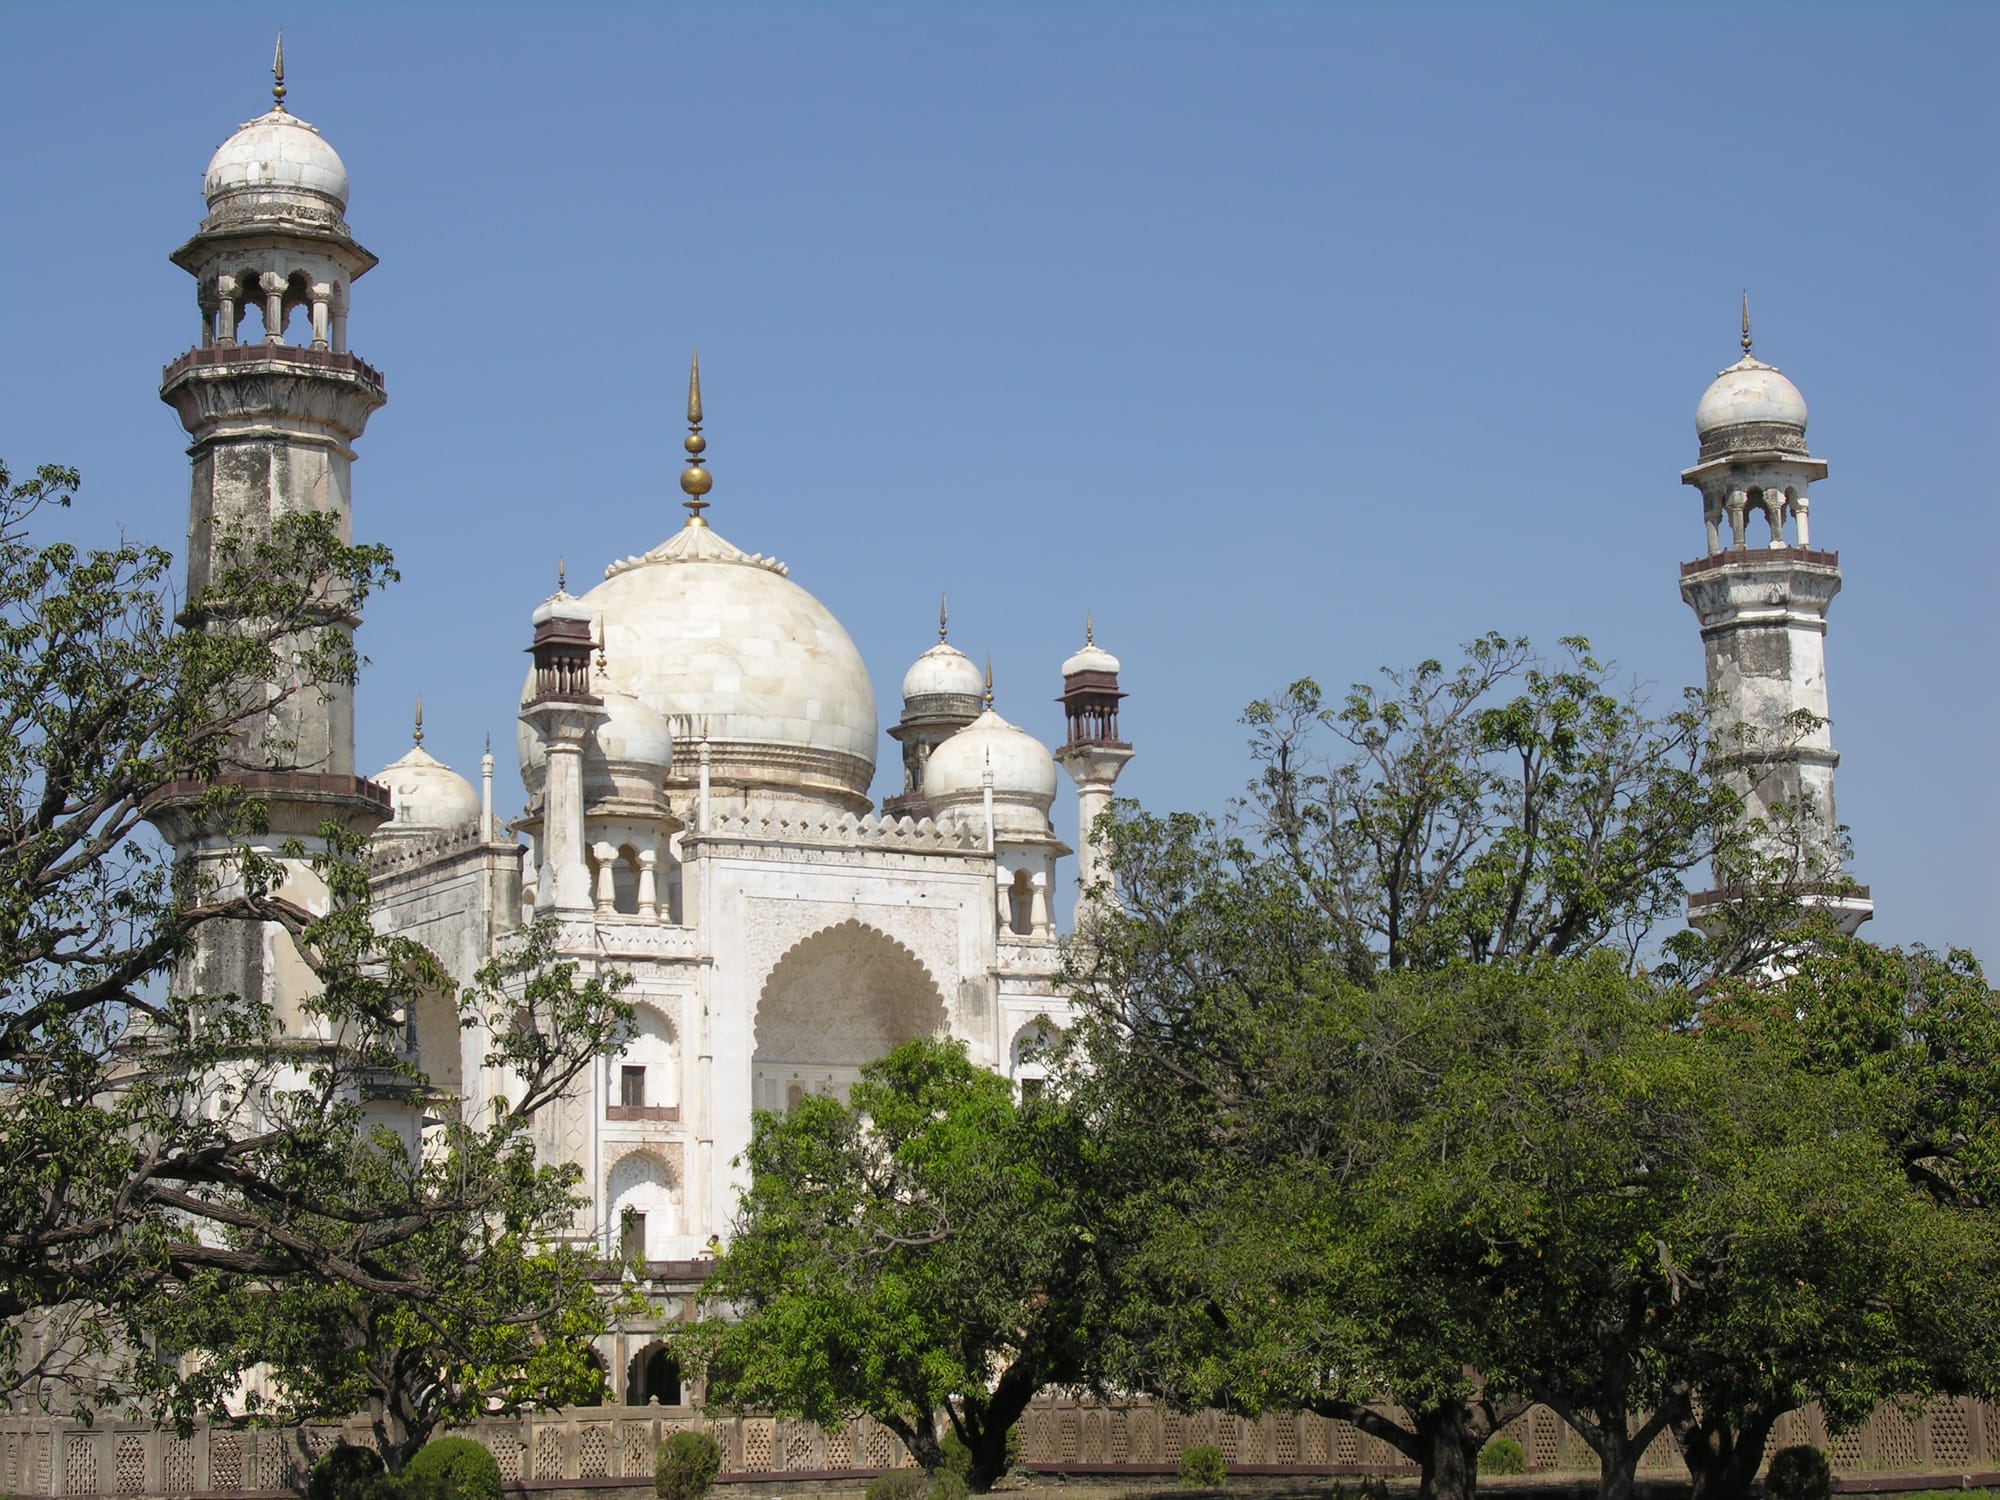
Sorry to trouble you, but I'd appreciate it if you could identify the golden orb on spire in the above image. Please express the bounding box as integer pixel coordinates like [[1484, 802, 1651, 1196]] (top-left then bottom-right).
[[680, 350, 713, 526]]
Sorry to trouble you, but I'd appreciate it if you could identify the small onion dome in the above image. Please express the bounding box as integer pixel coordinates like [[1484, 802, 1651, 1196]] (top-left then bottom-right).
[[1695, 354, 1809, 457], [1060, 640, 1120, 678], [584, 689, 675, 805], [923, 708, 1058, 839], [204, 109, 350, 219], [531, 583, 593, 628], [902, 640, 985, 704], [375, 743, 479, 832]]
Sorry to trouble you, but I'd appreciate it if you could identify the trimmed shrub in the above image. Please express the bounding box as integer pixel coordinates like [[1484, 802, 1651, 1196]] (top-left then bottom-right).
[[1480, 1437, 1527, 1476], [931, 1472, 970, 1500], [403, 1439, 500, 1500], [654, 1430, 723, 1500], [1767, 1445, 1834, 1500], [1179, 1444, 1228, 1490], [308, 1443, 391, 1500], [866, 1470, 929, 1500]]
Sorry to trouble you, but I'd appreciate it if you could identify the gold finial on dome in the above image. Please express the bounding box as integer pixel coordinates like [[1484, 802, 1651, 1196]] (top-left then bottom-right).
[[413, 694, 424, 746], [1085, 612, 1094, 646], [272, 30, 287, 112], [939, 593, 950, 642], [680, 350, 713, 527], [983, 654, 994, 709], [1740, 289, 1753, 359], [557, 558, 566, 593]]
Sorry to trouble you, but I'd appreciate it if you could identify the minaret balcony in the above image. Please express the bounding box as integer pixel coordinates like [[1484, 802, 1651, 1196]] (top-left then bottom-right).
[[163, 342, 385, 392], [1680, 547, 1838, 579]]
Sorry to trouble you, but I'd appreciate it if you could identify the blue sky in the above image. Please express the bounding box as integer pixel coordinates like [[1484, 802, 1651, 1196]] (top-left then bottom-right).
[[2, 2, 1992, 956]]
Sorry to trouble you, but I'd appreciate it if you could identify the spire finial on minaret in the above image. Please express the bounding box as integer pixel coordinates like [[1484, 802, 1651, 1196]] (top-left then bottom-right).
[[1740, 289, 1753, 359], [557, 558, 566, 593], [983, 654, 994, 709], [1085, 612, 1094, 646], [939, 593, 950, 642], [680, 350, 713, 527], [272, 30, 288, 112], [413, 694, 424, 746]]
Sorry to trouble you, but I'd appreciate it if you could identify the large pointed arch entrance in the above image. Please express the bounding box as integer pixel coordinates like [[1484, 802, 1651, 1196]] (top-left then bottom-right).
[[751, 920, 948, 1110]]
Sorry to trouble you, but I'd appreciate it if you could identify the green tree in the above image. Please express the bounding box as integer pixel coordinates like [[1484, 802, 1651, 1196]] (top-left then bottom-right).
[[0, 459, 629, 1431], [152, 922, 634, 1467], [683, 1038, 1107, 1492], [1061, 637, 1859, 1500]]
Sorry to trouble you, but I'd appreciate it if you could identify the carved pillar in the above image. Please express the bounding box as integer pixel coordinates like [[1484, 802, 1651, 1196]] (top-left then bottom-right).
[[215, 275, 238, 346], [1793, 493, 1811, 548], [1727, 489, 1748, 550], [259, 272, 286, 345], [636, 847, 659, 921], [592, 841, 619, 917], [1029, 870, 1050, 939], [995, 871, 1013, 932], [309, 283, 332, 350]]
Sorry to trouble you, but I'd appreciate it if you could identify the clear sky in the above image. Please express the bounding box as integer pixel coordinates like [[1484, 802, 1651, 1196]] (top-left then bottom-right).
[[1, 2, 1992, 957]]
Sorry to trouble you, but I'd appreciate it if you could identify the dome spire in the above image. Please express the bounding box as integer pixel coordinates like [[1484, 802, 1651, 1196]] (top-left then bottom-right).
[[939, 593, 950, 642], [1085, 611, 1094, 646], [272, 30, 287, 113], [413, 694, 424, 746], [1740, 289, 1753, 360], [680, 350, 713, 528], [984, 654, 995, 709]]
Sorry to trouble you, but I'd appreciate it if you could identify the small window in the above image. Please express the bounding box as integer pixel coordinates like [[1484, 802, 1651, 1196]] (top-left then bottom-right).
[[785, 1082, 805, 1111], [620, 1209, 647, 1264], [620, 1065, 645, 1108]]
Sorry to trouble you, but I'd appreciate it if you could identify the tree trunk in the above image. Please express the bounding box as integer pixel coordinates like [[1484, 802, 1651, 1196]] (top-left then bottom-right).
[[1413, 1403, 1487, 1500], [951, 1364, 1041, 1492], [1675, 1408, 1777, 1500], [1535, 1387, 1679, 1500], [885, 1415, 946, 1475]]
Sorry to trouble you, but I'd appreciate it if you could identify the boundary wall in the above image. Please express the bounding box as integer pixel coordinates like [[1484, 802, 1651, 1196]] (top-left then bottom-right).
[[4, 1397, 1996, 1498]]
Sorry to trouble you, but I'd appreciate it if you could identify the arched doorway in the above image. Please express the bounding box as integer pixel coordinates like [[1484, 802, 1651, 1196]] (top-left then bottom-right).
[[625, 1340, 682, 1406], [752, 921, 948, 1110]]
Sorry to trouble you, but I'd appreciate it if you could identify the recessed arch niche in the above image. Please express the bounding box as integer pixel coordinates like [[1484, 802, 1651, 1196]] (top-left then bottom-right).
[[751, 919, 948, 1109]]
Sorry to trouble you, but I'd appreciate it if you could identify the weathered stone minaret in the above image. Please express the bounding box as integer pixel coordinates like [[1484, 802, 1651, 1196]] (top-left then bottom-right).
[[1054, 620, 1133, 926], [153, 47, 392, 1013], [1678, 299, 1870, 932]]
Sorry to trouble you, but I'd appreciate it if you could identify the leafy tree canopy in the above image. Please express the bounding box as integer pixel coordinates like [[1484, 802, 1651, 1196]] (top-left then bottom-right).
[[684, 1038, 1109, 1492]]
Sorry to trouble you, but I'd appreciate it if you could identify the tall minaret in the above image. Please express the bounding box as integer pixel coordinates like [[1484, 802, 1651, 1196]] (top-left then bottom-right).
[[152, 49, 393, 1013], [1679, 298, 1870, 932], [1054, 619, 1133, 926]]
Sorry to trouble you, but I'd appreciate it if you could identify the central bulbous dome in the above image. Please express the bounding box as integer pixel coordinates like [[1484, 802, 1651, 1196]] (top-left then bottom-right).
[[523, 523, 877, 809], [204, 108, 350, 220]]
